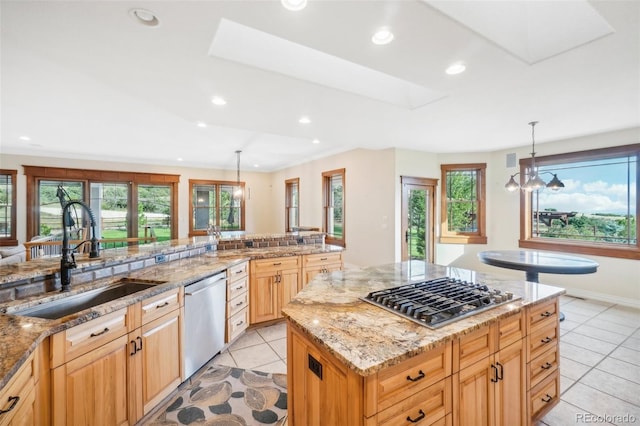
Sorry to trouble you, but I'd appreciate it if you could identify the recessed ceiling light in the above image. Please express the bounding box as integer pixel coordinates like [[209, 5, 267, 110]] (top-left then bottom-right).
[[299, 116, 311, 124], [253, 164, 260, 168], [129, 9, 160, 27], [281, 0, 307, 11], [312, 139, 320, 144], [177, 158, 184, 162], [197, 122, 207, 128], [211, 96, 227, 106], [446, 62, 466, 75], [19, 135, 31, 141], [372, 28, 394, 45]]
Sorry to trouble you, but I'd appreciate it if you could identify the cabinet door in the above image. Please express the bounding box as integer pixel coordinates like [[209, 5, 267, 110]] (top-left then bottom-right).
[[494, 340, 526, 426], [51, 335, 132, 426], [140, 309, 182, 415], [250, 274, 279, 324], [3, 386, 36, 426], [456, 357, 493, 426], [280, 268, 301, 309]]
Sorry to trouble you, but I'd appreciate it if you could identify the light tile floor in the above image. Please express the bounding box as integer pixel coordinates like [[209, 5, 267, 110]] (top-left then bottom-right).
[[213, 296, 640, 426]]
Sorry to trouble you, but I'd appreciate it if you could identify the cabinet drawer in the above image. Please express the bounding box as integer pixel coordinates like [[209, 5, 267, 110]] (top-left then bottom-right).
[[227, 275, 248, 300], [228, 261, 248, 281], [376, 377, 451, 426], [527, 321, 559, 362], [227, 308, 249, 343], [252, 256, 300, 273], [530, 370, 560, 421], [303, 252, 343, 268], [375, 342, 452, 412], [227, 291, 249, 318], [141, 288, 181, 325], [51, 307, 131, 367], [0, 352, 36, 426], [529, 345, 559, 389], [498, 310, 525, 350], [527, 299, 558, 333], [455, 325, 495, 371]]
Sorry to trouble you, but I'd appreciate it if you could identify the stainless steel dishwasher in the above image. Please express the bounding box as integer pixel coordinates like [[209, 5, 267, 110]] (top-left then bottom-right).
[[183, 271, 227, 378]]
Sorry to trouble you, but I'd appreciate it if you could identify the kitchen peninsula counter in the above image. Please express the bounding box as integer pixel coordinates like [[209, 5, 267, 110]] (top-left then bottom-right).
[[282, 260, 564, 376], [0, 236, 342, 391]]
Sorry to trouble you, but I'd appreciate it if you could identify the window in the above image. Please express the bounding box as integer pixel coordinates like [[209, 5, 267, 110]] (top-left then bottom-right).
[[24, 166, 178, 242], [322, 169, 345, 247], [285, 178, 299, 232], [189, 180, 245, 235], [0, 169, 17, 246], [440, 164, 487, 244], [519, 144, 639, 259]]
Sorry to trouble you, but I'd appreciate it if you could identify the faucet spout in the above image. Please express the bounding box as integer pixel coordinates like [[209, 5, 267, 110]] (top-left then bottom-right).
[[60, 200, 100, 292]]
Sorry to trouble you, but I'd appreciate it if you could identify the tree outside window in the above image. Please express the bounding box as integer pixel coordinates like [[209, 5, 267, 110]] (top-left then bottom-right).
[[440, 164, 487, 244], [322, 169, 345, 247], [0, 170, 17, 246], [189, 180, 245, 235]]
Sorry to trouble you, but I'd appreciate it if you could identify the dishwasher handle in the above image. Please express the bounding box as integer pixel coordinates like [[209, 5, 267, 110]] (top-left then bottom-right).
[[185, 272, 227, 296]]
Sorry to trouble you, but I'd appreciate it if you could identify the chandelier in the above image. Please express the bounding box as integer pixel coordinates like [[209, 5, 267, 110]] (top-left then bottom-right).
[[505, 121, 564, 192]]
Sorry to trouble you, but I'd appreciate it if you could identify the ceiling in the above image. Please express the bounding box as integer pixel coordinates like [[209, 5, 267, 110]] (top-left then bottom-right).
[[1, 0, 638, 172]]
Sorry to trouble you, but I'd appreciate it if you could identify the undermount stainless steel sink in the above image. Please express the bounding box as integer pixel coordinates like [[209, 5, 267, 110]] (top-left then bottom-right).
[[13, 278, 166, 320]]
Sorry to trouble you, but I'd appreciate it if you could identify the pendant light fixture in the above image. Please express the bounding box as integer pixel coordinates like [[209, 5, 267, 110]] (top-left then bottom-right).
[[505, 121, 565, 192], [234, 150, 243, 198]]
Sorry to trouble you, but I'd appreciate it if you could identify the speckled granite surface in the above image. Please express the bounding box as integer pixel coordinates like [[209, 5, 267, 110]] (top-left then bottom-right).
[[0, 240, 342, 390], [281, 260, 565, 376]]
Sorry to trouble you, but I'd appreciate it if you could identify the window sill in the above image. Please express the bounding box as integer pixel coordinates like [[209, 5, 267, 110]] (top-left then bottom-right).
[[439, 235, 487, 245], [519, 239, 640, 260]]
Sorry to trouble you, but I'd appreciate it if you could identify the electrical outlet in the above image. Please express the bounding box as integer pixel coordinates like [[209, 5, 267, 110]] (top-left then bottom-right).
[[244, 241, 254, 248], [205, 244, 213, 252], [308, 354, 323, 380], [155, 254, 166, 264]]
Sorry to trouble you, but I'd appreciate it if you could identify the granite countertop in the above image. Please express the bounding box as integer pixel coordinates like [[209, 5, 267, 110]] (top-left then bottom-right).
[[281, 260, 565, 377], [0, 241, 343, 390]]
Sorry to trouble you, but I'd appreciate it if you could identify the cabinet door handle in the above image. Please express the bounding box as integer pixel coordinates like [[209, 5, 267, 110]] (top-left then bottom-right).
[[541, 394, 553, 403], [406, 370, 425, 382], [273, 262, 282, 266], [541, 337, 553, 344], [130, 340, 137, 356], [540, 311, 552, 317], [406, 409, 425, 423], [491, 364, 499, 383], [541, 362, 553, 370], [156, 301, 170, 309], [0, 396, 19, 414], [235, 320, 244, 326], [90, 327, 109, 337], [496, 362, 504, 381], [136, 336, 143, 352]]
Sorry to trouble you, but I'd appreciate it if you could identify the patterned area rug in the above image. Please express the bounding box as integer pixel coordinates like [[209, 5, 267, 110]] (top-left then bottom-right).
[[147, 365, 288, 425]]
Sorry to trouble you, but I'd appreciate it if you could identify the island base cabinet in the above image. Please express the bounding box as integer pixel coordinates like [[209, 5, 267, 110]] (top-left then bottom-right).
[[288, 324, 364, 426]]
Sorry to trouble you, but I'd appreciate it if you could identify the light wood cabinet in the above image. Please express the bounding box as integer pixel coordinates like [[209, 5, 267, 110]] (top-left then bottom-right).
[[301, 252, 344, 289], [0, 345, 43, 426], [50, 287, 183, 425], [453, 311, 526, 426], [526, 298, 560, 423], [250, 256, 300, 324], [226, 261, 249, 342]]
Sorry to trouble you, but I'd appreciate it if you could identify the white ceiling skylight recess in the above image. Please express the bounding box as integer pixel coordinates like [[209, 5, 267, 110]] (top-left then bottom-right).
[[424, 0, 614, 64], [208, 18, 444, 109]]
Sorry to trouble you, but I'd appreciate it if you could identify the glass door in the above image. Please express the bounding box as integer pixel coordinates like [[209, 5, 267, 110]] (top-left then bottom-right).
[[401, 177, 437, 262]]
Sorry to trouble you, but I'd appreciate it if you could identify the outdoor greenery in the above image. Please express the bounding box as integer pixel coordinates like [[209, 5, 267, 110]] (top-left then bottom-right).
[[537, 209, 637, 244], [408, 189, 426, 259], [446, 170, 478, 233]]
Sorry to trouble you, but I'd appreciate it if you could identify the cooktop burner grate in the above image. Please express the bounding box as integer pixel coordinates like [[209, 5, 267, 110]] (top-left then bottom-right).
[[361, 277, 518, 328]]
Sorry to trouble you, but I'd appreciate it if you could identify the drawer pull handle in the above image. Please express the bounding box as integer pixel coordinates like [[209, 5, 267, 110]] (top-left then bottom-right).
[[156, 301, 170, 309], [0, 396, 19, 414], [540, 311, 552, 317], [273, 262, 282, 266], [541, 362, 553, 370], [406, 409, 425, 423], [235, 270, 244, 274], [320, 257, 328, 261], [235, 285, 244, 290], [406, 370, 425, 382], [236, 320, 244, 326], [541, 337, 553, 344], [235, 301, 244, 307], [90, 327, 109, 337], [541, 394, 553, 403]]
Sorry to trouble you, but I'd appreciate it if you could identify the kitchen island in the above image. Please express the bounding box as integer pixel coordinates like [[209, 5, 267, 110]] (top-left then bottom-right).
[[282, 261, 564, 426]]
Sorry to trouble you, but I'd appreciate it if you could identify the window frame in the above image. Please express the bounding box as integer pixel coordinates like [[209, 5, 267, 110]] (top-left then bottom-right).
[[439, 163, 487, 244], [24, 166, 179, 241], [188, 179, 246, 236], [518, 144, 640, 260], [0, 169, 18, 246], [285, 178, 299, 232], [322, 168, 345, 247]]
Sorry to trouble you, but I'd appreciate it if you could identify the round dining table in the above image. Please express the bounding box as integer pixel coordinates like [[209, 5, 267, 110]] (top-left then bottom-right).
[[478, 249, 599, 321]]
